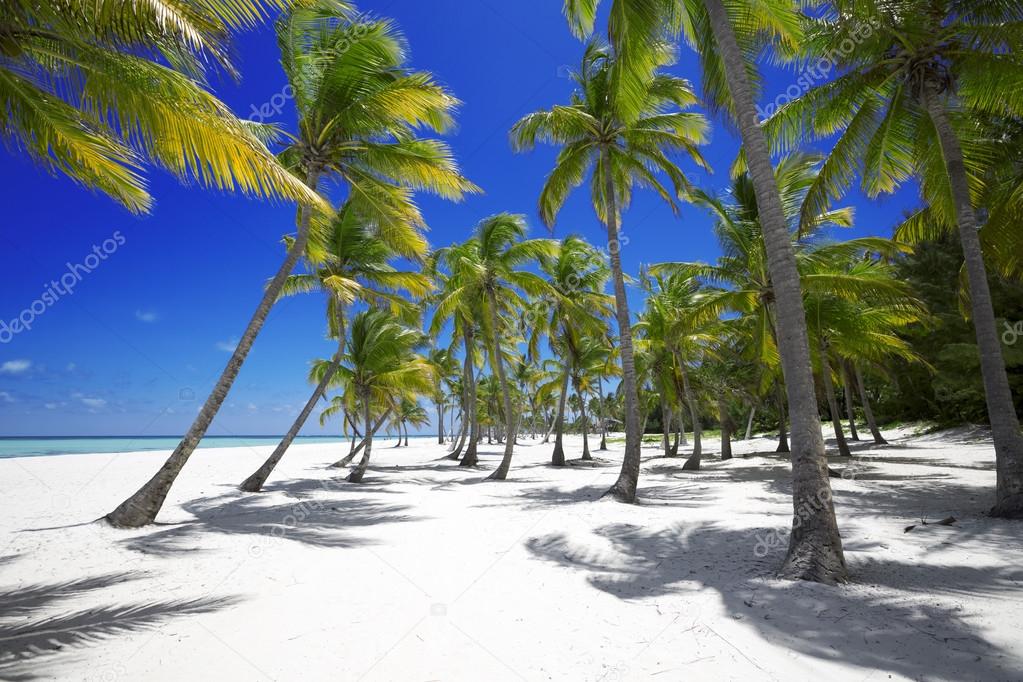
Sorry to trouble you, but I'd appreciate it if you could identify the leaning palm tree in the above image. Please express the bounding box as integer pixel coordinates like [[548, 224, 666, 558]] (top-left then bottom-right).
[[432, 215, 557, 479], [770, 0, 1023, 517], [239, 203, 432, 492], [1, 0, 331, 212], [511, 41, 708, 502], [105, 8, 474, 527], [334, 310, 434, 482]]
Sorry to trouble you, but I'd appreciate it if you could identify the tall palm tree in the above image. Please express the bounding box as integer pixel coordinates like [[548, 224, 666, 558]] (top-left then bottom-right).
[[239, 203, 432, 492], [105, 8, 474, 527], [432, 215, 557, 479], [334, 309, 434, 483], [771, 0, 1023, 516], [429, 348, 461, 445], [1, 0, 330, 212], [512, 42, 708, 501]]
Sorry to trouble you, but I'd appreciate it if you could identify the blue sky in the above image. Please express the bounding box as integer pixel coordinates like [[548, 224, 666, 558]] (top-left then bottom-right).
[[0, 0, 918, 436]]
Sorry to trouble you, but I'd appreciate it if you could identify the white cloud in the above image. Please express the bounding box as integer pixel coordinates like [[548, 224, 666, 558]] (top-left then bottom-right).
[[216, 338, 239, 352], [0, 391, 14, 403], [80, 397, 107, 409], [0, 359, 31, 375], [246, 403, 258, 412], [135, 310, 159, 323], [44, 402, 58, 409]]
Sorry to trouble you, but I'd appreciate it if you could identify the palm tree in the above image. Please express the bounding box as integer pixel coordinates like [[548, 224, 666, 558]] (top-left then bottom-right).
[[512, 41, 708, 501], [771, 0, 1023, 516], [529, 235, 613, 465], [105, 9, 474, 527], [432, 215, 557, 479], [1, 0, 330, 212], [392, 399, 430, 446], [335, 310, 434, 482], [239, 203, 432, 492], [429, 348, 461, 445]]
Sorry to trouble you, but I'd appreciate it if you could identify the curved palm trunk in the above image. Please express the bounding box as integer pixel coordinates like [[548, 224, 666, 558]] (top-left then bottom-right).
[[460, 328, 480, 467], [680, 364, 702, 471], [105, 167, 321, 527], [719, 396, 733, 461], [448, 413, 468, 459], [819, 339, 852, 458], [926, 94, 1023, 518], [551, 367, 571, 466], [403, 423, 409, 447], [678, 408, 687, 447], [347, 391, 374, 483], [240, 339, 344, 492], [854, 364, 887, 445], [842, 363, 860, 441], [485, 289, 518, 480], [602, 150, 643, 503], [330, 409, 391, 467], [704, 0, 846, 582], [579, 383, 592, 461], [745, 405, 756, 440]]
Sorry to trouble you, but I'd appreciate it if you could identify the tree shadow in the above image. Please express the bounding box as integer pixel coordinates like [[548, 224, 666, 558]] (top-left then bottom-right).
[[525, 522, 1023, 680], [121, 489, 423, 557], [0, 572, 239, 681]]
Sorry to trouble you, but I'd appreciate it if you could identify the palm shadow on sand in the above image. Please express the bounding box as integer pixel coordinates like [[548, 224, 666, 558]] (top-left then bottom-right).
[[526, 521, 1023, 680], [0, 572, 239, 681]]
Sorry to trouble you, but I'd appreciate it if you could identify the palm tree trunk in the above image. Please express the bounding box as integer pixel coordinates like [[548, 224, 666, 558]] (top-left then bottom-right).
[[485, 289, 518, 480], [552, 366, 570, 466], [704, 0, 846, 582], [598, 375, 608, 451], [579, 383, 592, 461], [661, 399, 672, 457], [437, 403, 445, 445], [854, 364, 887, 445], [460, 327, 480, 467], [240, 338, 344, 492], [105, 166, 322, 528], [602, 149, 642, 502], [926, 92, 1023, 518], [448, 412, 468, 459], [842, 362, 860, 441], [719, 396, 733, 460], [330, 409, 392, 467], [670, 411, 681, 456], [678, 407, 687, 448], [347, 391, 374, 483], [776, 383, 790, 453], [680, 363, 702, 471], [745, 405, 756, 440], [818, 338, 851, 458]]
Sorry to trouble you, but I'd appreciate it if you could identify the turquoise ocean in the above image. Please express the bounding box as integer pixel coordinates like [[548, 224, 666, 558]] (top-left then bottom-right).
[[0, 435, 434, 459]]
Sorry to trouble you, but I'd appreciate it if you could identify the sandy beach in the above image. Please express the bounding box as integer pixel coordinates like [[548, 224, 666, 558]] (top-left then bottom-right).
[[2, 427, 1021, 681]]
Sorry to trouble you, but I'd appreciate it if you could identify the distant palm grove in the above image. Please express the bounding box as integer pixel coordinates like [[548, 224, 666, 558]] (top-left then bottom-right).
[[4, 0, 1022, 585]]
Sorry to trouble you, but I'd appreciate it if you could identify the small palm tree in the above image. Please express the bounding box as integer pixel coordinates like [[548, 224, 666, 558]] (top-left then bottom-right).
[[512, 41, 708, 501], [239, 203, 432, 491], [432, 214, 557, 479], [529, 235, 613, 464], [335, 310, 434, 483]]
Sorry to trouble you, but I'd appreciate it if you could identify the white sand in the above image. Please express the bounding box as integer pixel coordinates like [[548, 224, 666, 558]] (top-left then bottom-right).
[[2, 426, 1021, 681]]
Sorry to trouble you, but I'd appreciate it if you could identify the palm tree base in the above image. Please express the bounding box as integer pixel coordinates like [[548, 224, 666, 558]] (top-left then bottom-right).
[[779, 532, 848, 585], [238, 475, 265, 493], [990, 495, 1023, 519], [602, 480, 637, 504], [681, 456, 700, 471]]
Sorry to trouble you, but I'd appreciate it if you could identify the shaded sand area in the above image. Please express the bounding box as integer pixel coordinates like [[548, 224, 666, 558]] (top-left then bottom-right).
[[1, 426, 1021, 680]]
